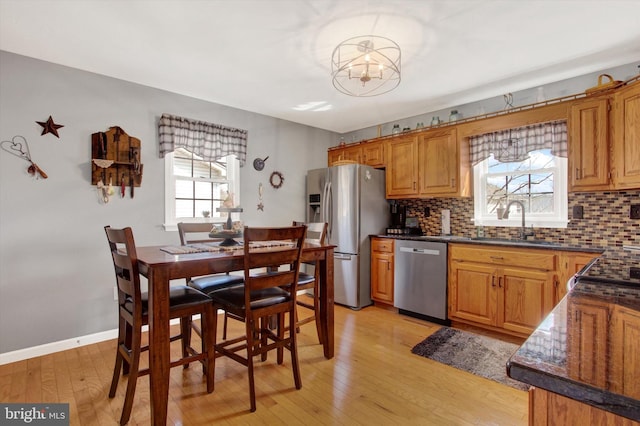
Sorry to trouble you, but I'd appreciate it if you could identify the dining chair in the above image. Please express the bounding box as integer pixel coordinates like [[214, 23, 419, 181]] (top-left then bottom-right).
[[208, 225, 306, 412], [104, 226, 215, 425], [178, 222, 245, 339], [178, 222, 245, 291], [293, 221, 328, 344]]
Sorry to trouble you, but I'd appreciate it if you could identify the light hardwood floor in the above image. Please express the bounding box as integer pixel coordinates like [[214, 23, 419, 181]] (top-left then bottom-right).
[[0, 298, 528, 425]]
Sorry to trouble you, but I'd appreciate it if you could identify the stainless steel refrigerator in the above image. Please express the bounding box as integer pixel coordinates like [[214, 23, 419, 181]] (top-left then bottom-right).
[[306, 164, 389, 309]]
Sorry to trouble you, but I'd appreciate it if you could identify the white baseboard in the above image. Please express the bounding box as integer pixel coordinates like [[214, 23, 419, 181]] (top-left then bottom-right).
[[0, 317, 189, 365]]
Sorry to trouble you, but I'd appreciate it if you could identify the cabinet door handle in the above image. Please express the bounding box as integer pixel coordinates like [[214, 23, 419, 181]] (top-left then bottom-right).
[[490, 256, 504, 260], [498, 277, 503, 288], [492, 276, 496, 287], [413, 181, 416, 190], [575, 168, 582, 180], [451, 178, 456, 188]]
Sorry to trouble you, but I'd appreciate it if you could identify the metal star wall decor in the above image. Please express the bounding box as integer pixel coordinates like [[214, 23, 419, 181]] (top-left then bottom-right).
[[36, 115, 64, 138]]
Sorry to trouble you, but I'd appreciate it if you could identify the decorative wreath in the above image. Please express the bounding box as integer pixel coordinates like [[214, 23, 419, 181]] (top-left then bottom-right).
[[269, 171, 284, 189]]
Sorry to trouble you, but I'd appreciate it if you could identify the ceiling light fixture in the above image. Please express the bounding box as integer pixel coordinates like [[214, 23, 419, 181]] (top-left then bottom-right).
[[331, 35, 401, 97]]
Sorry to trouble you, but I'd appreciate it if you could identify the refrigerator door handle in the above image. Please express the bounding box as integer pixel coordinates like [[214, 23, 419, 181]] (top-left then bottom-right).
[[325, 181, 333, 241]]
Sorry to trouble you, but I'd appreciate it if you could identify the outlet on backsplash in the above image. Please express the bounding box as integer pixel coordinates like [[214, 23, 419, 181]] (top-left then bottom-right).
[[631, 204, 640, 219], [441, 209, 451, 235], [573, 205, 584, 219]]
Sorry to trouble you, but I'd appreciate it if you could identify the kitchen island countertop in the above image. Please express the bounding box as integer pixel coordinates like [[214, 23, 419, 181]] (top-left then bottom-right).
[[506, 248, 640, 422]]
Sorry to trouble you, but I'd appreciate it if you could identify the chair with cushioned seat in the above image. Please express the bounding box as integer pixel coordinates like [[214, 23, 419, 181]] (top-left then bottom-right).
[[104, 225, 215, 425], [178, 222, 245, 292], [292, 221, 327, 344], [209, 225, 306, 412], [178, 222, 245, 339]]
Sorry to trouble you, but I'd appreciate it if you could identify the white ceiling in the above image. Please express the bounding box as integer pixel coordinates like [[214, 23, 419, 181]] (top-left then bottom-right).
[[1, 0, 639, 133]]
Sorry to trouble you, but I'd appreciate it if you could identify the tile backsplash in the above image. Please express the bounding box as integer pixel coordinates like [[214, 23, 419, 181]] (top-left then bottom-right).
[[403, 190, 640, 249]]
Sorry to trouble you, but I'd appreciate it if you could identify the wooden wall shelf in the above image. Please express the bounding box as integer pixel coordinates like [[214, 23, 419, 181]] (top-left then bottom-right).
[[91, 126, 143, 188]]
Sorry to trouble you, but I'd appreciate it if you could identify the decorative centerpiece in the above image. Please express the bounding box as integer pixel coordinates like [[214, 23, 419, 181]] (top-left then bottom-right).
[[211, 192, 243, 246]]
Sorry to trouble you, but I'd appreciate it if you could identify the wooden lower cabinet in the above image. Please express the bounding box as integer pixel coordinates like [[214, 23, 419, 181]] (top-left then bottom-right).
[[566, 295, 640, 401], [449, 244, 556, 337], [371, 238, 394, 305], [556, 251, 600, 302], [448, 260, 496, 326], [501, 267, 555, 335], [566, 296, 610, 388], [529, 387, 639, 425], [609, 305, 640, 400]]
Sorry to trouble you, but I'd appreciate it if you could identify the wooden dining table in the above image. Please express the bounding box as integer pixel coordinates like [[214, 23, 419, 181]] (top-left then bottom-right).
[[135, 241, 335, 426]]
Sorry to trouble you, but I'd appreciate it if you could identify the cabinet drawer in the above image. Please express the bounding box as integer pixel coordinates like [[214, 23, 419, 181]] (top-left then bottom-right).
[[372, 238, 394, 253], [450, 244, 556, 271]]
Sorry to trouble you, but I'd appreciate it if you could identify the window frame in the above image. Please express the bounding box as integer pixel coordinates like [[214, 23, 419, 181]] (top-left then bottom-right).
[[473, 152, 568, 228], [163, 150, 240, 231]]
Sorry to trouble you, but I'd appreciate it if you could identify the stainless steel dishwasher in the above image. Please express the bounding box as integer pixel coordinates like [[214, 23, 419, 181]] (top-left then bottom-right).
[[394, 239, 449, 325]]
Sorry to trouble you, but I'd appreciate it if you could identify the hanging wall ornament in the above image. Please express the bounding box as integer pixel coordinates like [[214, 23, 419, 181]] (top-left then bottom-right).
[[0, 135, 48, 178], [36, 115, 64, 138], [269, 171, 284, 189], [257, 182, 264, 211]]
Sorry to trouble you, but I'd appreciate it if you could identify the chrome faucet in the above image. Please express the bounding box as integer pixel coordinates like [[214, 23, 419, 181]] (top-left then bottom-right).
[[503, 200, 535, 240]]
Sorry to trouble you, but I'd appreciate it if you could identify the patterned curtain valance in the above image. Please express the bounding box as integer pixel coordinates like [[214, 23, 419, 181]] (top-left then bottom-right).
[[469, 120, 567, 166], [158, 113, 247, 166]]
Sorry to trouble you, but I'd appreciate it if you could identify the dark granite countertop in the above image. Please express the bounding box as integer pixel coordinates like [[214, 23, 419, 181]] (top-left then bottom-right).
[[373, 234, 604, 253], [507, 248, 640, 421]]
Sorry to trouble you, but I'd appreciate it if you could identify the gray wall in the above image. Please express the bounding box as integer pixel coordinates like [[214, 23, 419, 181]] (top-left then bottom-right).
[[0, 51, 336, 354]]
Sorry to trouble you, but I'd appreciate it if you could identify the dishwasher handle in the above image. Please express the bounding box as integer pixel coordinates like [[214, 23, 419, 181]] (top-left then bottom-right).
[[398, 247, 441, 256]]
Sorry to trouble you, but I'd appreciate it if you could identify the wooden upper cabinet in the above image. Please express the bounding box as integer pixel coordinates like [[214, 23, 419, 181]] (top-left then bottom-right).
[[567, 80, 640, 192], [385, 127, 470, 199], [612, 80, 640, 189], [385, 135, 419, 197], [568, 96, 610, 191], [418, 128, 459, 196], [361, 140, 384, 167], [328, 144, 361, 165], [328, 141, 384, 168]]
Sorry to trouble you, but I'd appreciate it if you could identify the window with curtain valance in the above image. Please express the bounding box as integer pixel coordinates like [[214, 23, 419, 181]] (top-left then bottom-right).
[[471, 120, 568, 228], [158, 113, 247, 167], [469, 120, 567, 166]]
